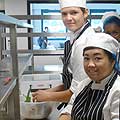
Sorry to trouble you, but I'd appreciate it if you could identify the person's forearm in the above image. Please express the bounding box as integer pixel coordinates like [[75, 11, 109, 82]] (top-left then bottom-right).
[[47, 89, 73, 102], [46, 84, 64, 92], [32, 86, 73, 102]]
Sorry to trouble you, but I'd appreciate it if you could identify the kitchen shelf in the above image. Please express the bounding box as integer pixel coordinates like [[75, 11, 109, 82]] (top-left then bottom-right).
[[0, 13, 33, 28], [23, 64, 62, 74], [0, 53, 33, 105], [0, 54, 33, 75], [0, 13, 33, 120]]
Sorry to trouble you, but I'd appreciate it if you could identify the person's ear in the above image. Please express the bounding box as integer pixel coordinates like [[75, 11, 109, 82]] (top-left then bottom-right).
[[84, 9, 89, 20]]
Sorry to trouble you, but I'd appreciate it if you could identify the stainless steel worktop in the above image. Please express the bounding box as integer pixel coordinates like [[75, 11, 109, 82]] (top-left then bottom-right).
[[0, 75, 17, 108]]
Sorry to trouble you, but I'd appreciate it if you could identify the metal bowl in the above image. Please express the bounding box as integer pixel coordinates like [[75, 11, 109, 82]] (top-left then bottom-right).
[[20, 96, 53, 119]]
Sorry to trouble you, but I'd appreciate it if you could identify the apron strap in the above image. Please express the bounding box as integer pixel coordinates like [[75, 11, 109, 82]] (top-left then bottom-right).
[[57, 22, 90, 110]]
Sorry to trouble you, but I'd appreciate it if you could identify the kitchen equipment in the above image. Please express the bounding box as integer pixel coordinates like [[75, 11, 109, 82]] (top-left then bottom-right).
[[20, 95, 53, 119], [20, 74, 62, 119]]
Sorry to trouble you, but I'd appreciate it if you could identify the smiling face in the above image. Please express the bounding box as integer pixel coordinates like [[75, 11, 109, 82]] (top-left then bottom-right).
[[104, 23, 120, 42], [83, 48, 115, 83], [61, 7, 88, 32]]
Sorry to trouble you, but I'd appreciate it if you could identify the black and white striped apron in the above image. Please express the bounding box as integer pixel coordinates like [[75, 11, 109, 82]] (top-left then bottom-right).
[[57, 40, 73, 110], [71, 72, 118, 120], [57, 22, 90, 110]]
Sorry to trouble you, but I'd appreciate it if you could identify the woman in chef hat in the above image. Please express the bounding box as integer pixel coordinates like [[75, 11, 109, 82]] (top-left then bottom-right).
[[59, 32, 120, 120], [102, 11, 120, 42]]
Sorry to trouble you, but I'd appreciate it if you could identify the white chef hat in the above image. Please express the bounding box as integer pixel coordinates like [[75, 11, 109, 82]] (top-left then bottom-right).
[[101, 11, 120, 23], [58, 0, 87, 9], [84, 33, 119, 55]]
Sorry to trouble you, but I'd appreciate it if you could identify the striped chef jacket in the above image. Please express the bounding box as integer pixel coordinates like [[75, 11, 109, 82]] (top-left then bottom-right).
[[60, 71, 120, 120]]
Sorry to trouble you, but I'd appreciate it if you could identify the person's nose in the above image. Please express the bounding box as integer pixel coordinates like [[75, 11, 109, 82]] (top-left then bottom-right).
[[66, 14, 72, 20], [87, 59, 95, 68]]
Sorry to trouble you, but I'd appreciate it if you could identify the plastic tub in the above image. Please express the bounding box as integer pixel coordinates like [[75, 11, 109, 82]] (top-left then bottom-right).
[[20, 96, 52, 119]]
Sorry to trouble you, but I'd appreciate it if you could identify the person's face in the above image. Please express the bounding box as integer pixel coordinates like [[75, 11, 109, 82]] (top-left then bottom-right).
[[83, 48, 115, 83], [61, 7, 88, 32], [104, 23, 120, 42]]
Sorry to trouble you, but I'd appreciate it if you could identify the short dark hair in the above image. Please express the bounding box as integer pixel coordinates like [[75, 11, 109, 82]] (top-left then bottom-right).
[[80, 7, 86, 14], [103, 16, 120, 29], [45, 27, 48, 29]]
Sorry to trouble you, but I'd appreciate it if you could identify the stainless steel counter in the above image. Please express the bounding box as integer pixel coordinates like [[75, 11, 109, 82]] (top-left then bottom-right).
[[0, 76, 17, 108], [0, 54, 33, 107], [0, 54, 33, 120]]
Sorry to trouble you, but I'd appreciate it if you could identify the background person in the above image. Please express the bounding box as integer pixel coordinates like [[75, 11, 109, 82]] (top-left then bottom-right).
[[32, 0, 95, 109], [102, 11, 120, 42], [59, 33, 120, 120], [37, 26, 48, 49]]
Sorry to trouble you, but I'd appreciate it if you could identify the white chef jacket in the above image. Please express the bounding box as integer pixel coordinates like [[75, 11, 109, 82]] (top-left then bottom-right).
[[68, 26, 95, 93], [60, 73, 120, 120]]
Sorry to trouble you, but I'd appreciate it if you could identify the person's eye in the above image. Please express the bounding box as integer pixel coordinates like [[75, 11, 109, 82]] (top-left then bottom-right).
[[71, 11, 78, 15], [112, 32, 119, 36], [84, 57, 89, 61], [95, 57, 101, 61], [62, 12, 67, 16], [107, 31, 119, 36]]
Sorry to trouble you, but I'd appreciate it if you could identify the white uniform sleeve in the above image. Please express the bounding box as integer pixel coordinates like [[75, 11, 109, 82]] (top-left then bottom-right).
[[70, 78, 80, 93], [110, 91, 120, 120]]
